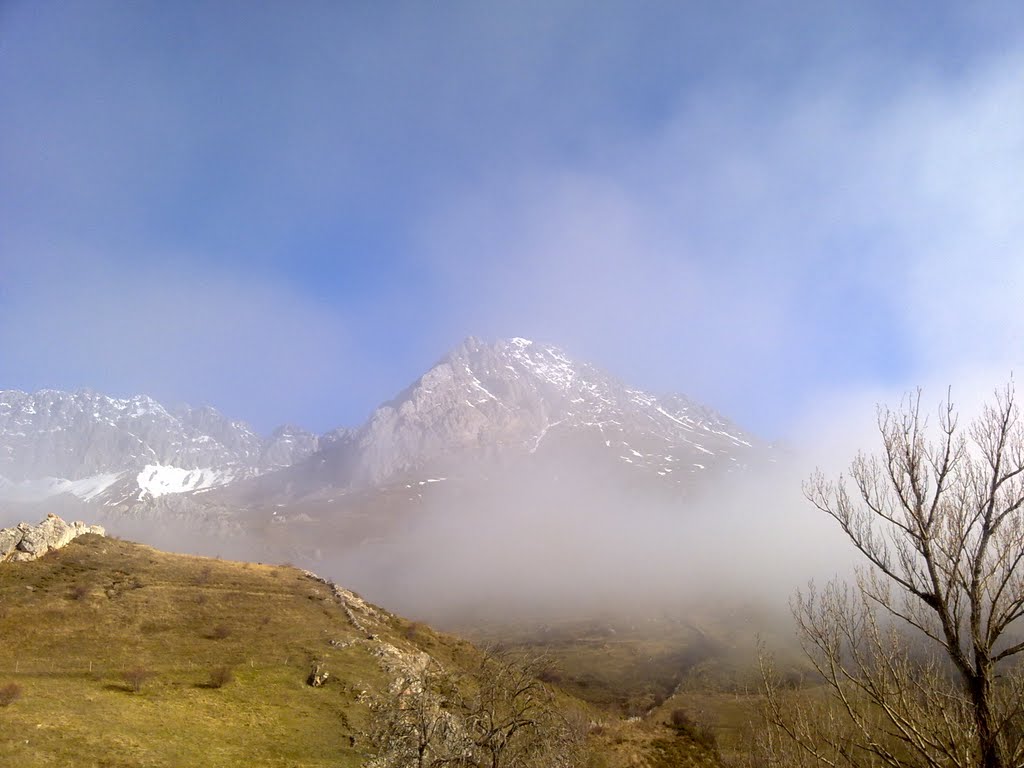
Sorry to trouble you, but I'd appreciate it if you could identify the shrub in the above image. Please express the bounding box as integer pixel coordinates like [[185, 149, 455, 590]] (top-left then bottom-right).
[[668, 708, 717, 752], [69, 584, 90, 601], [122, 668, 154, 693], [670, 708, 694, 729], [0, 683, 22, 707], [208, 666, 234, 689]]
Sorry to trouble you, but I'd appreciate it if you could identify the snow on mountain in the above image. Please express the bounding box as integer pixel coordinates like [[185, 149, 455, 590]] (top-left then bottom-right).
[[135, 464, 239, 500], [0, 389, 252, 480], [0, 472, 125, 503]]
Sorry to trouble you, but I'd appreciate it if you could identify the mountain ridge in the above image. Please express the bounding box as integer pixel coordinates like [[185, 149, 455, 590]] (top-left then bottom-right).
[[0, 337, 767, 528]]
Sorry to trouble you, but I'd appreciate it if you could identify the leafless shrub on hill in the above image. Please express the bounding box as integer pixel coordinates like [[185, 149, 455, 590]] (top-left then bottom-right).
[[122, 668, 154, 693], [208, 666, 234, 689], [0, 683, 22, 707], [69, 584, 90, 600], [366, 649, 586, 768]]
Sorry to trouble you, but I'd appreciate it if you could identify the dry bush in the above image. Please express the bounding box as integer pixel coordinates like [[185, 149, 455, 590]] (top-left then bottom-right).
[[0, 683, 22, 707], [209, 624, 231, 640], [208, 666, 234, 689], [669, 707, 718, 752], [122, 668, 154, 693], [69, 584, 90, 601], [403, 621, 422, 640]]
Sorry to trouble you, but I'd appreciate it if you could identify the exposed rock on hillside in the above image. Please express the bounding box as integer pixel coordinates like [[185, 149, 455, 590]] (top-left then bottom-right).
[[0, 513, 105, 562]]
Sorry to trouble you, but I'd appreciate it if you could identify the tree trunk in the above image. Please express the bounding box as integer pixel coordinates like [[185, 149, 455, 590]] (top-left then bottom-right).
[[969, 672, 1003, 768]]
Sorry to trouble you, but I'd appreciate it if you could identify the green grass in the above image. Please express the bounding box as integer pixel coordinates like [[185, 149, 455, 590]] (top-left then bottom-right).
[[0, 535, 410, 767]]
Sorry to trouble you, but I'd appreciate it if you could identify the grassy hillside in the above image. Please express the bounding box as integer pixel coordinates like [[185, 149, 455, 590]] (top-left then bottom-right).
[[0, 535, 471, 767], [0, 535, 726, 767]]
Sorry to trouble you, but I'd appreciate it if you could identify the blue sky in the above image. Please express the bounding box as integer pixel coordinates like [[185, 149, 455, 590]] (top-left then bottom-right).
[[1, 1, 1022, 437]]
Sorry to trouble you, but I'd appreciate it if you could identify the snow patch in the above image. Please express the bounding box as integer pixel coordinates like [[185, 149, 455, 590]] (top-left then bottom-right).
[[0, 472, 124, 502], [136, 464, 231, 499]]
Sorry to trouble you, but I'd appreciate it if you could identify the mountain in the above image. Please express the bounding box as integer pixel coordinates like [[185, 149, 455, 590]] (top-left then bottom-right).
[[0, 338, 770, 552], [245, 336, 762, 498], [0, 389, 320, 508]]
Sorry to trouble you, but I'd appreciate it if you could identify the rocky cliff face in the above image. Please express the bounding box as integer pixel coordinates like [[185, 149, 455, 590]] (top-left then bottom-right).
[[261, 425, 322, 469], [0, 514, 105, 563]]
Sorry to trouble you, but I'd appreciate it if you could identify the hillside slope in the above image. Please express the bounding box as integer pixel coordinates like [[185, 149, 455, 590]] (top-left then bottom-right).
[[0, 536, 723, 768], [0, 535, 472, 767]]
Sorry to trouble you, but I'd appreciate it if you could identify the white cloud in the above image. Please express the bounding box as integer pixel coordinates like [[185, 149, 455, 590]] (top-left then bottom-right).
[[416, 47, 1024, 437]]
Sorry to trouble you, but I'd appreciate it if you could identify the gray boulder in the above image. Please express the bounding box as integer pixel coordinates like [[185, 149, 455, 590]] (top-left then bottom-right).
[[0, 526, 22, 560], [0, 514, 105, 563]]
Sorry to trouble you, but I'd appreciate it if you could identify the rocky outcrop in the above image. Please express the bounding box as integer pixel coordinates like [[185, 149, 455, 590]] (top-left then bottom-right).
[[260, 425, 320, 469], [0, 513, 105, 563]]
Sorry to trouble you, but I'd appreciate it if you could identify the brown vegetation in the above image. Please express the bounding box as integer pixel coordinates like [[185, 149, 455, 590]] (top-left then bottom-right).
[[0, 682, 22, 707], [122, 667, 154, 693]]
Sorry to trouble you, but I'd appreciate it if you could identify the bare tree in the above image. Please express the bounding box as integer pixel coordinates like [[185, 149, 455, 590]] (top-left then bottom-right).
[[763, 383, 1024, 768], [458, 648, 585, 768], [366, 660, 461, 768], [366, 649, 584, 768]]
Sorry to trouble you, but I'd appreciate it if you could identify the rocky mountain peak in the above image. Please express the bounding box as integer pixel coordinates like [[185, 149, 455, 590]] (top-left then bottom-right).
[[312, 336, 759, 490]]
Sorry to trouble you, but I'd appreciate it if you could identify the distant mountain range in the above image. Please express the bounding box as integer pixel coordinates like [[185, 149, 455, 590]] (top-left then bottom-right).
[[0, 337, 771, 551], [0, 389, 319, 505]]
